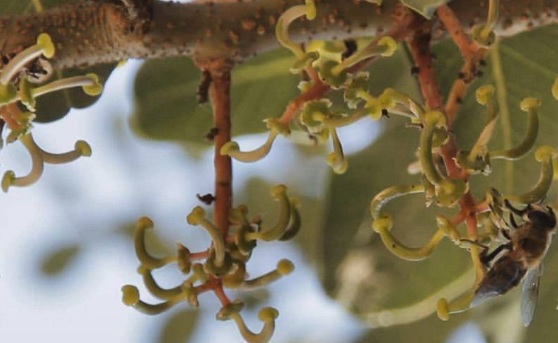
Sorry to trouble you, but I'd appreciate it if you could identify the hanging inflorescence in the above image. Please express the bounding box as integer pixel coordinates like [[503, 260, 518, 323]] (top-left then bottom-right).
[[0, 33, 102, 192], [122, 185, 300, 343], [222, 0, 558, 326], [220, 0, 398, 175], [367, 0, 558, 324]]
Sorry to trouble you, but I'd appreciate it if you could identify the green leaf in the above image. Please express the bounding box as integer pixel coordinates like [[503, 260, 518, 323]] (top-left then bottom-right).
[[158, 309, 199, 343], [40, 243, 81, 276], [400, 0, 450, 19], [131, 49, 300, 149], [0, 0, 74, 15]]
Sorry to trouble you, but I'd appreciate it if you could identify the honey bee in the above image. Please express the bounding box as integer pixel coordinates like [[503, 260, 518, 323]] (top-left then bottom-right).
[[472, 200, 556, 326]]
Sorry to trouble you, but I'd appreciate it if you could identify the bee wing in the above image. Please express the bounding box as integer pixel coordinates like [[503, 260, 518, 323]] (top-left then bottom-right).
[[520, 265, 542, 326]]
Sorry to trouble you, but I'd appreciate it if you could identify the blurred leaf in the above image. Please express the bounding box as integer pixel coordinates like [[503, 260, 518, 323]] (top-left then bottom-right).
[[0, 0, 74, 15], [359, 313, 469, 343], [158, 309, 199, 343], [400, 0, 450, 19], [40, 243, 80, 276], [35, 63, 116, 123], [320, 24, 558, 334], [131, 49, 299, 149]]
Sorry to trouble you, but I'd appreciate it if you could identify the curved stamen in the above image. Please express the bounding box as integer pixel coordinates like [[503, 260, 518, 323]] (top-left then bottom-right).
[[0, 33, 55, 85], [240, 259, 294, 289], [187, 206, 226, 267], [1, 133, 44, 192]]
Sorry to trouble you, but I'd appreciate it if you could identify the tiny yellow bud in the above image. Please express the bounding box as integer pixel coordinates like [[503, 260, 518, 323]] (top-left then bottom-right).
[[37, 33, 55, 58], [121, 285, 140, 306], [378, 36, 397, 57], [372, 215, 393, 232], [277, 259, 294, 275], [258, 307, 279, 322], [519, 97, 541, 111], [75, 140, 92, 157], [534, 145, 558, 162], [82, 73, 103, 96], [476, 85, 495, 105], [186, 206, 206, 225]]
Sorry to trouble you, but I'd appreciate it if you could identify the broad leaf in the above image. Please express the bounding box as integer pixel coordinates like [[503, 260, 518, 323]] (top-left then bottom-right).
[[400, 0, 450, 19], [40, 243, 81, 276], [0, 0, 74, 15], [158, 309, 199, 343], [131, 50, 300, 149]]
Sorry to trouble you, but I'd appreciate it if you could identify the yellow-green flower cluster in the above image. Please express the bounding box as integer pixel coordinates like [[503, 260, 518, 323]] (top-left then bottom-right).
[[369, 79, 558, 323], [122, 185, 299, 343], [0, 33, 102, 192]]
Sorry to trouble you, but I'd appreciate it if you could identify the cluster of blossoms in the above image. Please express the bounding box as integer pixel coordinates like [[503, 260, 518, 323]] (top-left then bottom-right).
[[122, 185, 300, 343], [0, 33, 102, 192], [220, 0, 558, 326]]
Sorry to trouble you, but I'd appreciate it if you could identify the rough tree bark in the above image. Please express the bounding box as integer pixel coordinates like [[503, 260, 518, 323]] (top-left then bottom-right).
[[0, 0, 556, 70]]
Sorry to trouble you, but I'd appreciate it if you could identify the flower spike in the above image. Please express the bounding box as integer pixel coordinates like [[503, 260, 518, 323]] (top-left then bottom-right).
[[437, 290, 475, 321], [455, 85, 498, 174], [121, 285, 178, 315], [32, 74, 103, 98], [327, 127, 348, 174], [332, 36, 397, 76], [138, 266, 183, 300], [229, 308, 279, 343], [507, 146, 557, 204], [240, 259, 294, 289], [187, 206, 227, 267], [246, 185, 292, 241], [275, 1, 318, 72], [370, 184, 453, 261], [471, 0, 499, 46], [419, 111, 446, 186], [1, 133, 43, 192], [221, 118, 289, 163], [134, 217, 176, 270], [279, 198, 301, 241], [491, 97, 540, 160]]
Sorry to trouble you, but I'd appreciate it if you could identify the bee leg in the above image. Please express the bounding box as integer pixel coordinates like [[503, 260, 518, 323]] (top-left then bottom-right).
[[504, 199, 531, 216], [500, 227, 512, 240], [508, 213, 519, 229], [480, 242, 512, 266]]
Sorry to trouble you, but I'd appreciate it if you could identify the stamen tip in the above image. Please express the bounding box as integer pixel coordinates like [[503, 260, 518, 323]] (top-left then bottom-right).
[[75, 140, 92, 157], [37, 33, 55, 59], [1, 170, 14, 192], [121, 285, 140, 306]]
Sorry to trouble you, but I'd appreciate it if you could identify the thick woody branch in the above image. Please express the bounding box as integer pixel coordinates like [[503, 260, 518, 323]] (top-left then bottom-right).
[[0, 0, 556, 71]]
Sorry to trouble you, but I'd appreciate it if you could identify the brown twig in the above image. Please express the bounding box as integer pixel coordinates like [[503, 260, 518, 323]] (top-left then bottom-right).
[[208, 61, 233, 238], [437, 5, 488, 127], [406, 19, 444, 111]]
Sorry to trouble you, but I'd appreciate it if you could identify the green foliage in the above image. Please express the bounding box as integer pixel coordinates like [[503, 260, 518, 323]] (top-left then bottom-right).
[[40, 243, 81, 276], [131, 50, 299, 149], [400, 0, 451, 19], [158, 309, 199, 343], [0, 0, 74, 15]]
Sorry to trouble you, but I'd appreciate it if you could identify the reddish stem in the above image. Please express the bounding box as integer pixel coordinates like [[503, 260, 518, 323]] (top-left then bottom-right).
[[208, 63, 233, 238]]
